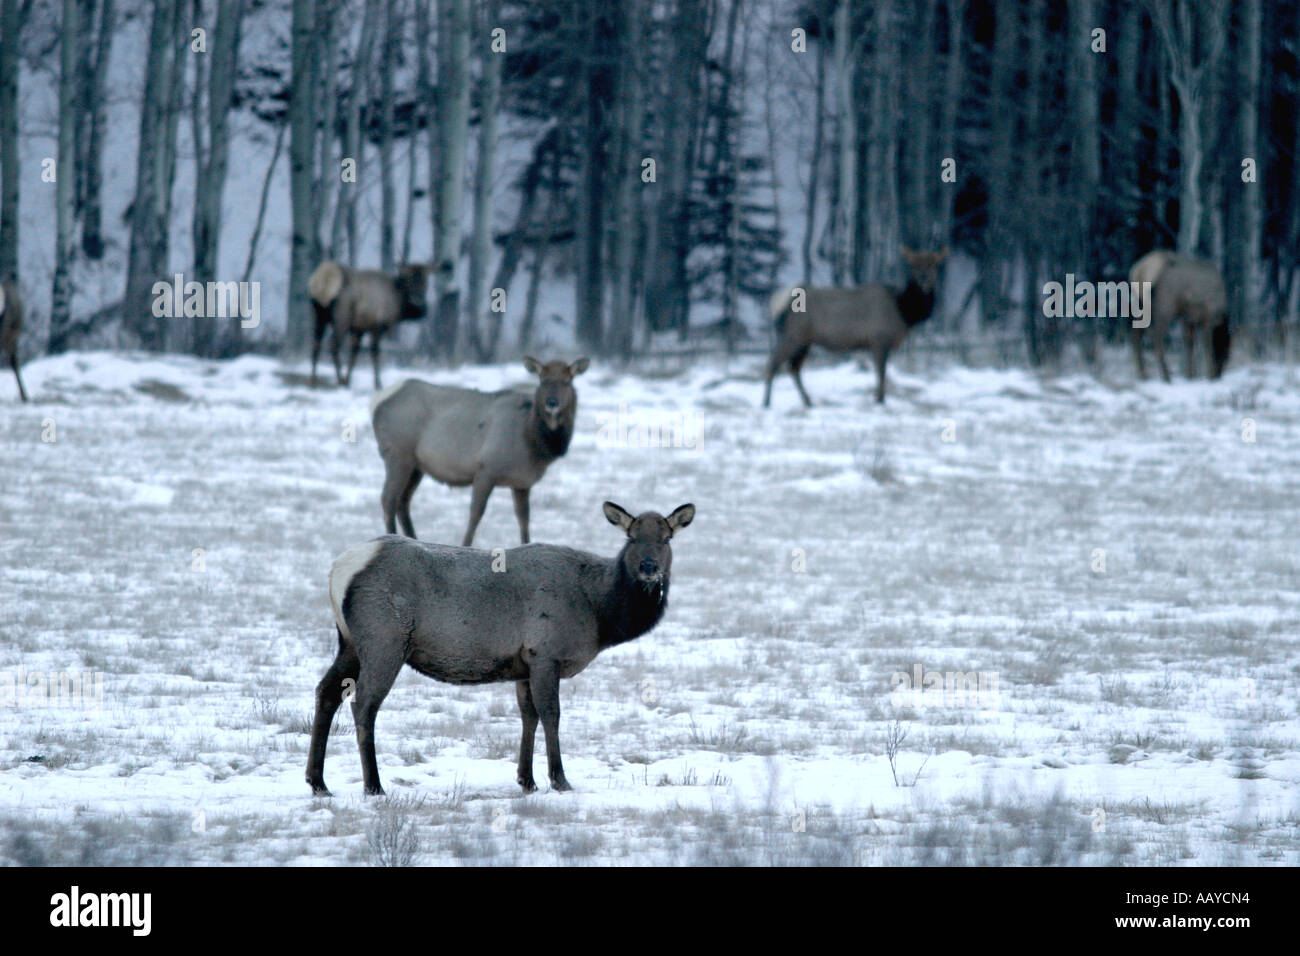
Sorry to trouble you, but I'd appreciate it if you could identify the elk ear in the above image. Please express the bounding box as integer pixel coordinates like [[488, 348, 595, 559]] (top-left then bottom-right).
[[603, 501, 635, 533], [666, 503, 695, 535], [570, 357, 590, 377], [523, 356, 542, 376]]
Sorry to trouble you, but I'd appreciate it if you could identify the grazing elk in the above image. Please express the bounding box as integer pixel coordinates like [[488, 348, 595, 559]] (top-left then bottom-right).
[[1130, 251, 1230, 382], [0, 281, 27, 402], [308, 261, 432, 389], [306, 500, 695, 796], [370, 357, 589, 546], [763, 248, 947, 407]]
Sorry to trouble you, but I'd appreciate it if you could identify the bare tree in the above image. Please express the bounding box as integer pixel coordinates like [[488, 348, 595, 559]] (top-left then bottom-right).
[[378, 0, 396, 271], [48, 0, 80, 353], [0, 0, 20, 284], [192, 0, 248, 358], [862, 0, 899, 282], [1236, 0, 1262, 351], [432, 0, 470, 358], [77, 0, 115, 260], [285, 0, 320, 355], [464, 0, 503, 361], [832, 0, 858, 284], [609, 0, 645, 356], [123, 0, 183, 350], [1147, 0, 1229, 254], [333, 0, 378, 264]]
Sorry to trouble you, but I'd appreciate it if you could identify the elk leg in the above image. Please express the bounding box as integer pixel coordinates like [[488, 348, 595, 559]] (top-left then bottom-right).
[[1183, 320, 1197, 379], [762, 367, 775, 407], [515, 679, 539, 793], [529, 660, 570, 791], [872, 347, 889, 404], [331, 323, 345, 386], [789, 345, 813, 407], [306, 631, 360, 796], [370, 331, 383, 389], [512, 488, 531, 544], [1154, 325, 1172, 383], [351, 651, 405, 796], [10, 354, 27, 402], [310, 303, 330, 387], [462, 476, 494, 547], [380, 458, 415, 535], [1131, 325, 1147, 380], [343, 332, 363, 387], [396, 469, 422, 539]]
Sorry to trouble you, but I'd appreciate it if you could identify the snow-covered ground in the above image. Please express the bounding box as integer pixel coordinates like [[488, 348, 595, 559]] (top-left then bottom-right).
[[1, 349, 1297, 865]]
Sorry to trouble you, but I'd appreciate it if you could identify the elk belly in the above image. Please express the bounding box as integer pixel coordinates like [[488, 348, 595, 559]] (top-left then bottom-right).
[[405, 646, 528, 685]]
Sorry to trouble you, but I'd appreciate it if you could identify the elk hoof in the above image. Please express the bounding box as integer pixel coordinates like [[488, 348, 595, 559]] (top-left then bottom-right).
[[518, 775, 538, 794], [308, 781, 332, 797], [364, 784, 385, 797], [550, 776, 573, 793]]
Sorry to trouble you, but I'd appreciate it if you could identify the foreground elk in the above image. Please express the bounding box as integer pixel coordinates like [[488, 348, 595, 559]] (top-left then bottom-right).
[[1129, 250, 1230, 382], [763, 247, 947, 406], [0, 281, 27, 402], [308, 260, 432, 389], [306, 500, 695, 796], [370, 357, 589, 545]]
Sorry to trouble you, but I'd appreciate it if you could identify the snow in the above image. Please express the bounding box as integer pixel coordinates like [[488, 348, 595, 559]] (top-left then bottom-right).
[[1, 350, 1296, 865]]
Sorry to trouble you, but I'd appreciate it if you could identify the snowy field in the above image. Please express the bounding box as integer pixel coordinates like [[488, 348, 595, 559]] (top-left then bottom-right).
[[1, 349, 1297, 866]]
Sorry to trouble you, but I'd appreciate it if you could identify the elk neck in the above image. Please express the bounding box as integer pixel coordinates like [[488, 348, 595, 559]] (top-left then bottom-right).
[[896, 278, 936, 327], [597, 550, 670, 649], [525, 400, 574, 462]]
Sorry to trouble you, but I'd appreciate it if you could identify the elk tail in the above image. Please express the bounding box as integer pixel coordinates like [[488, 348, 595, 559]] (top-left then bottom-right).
[[309, 261, 346, 307]]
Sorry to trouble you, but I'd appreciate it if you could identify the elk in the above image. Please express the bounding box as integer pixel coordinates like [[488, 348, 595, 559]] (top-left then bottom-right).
[[0, 281, 27, 402], [370, 357, 589, 546], [763, 248, 947, 407], [308, 261, 432, 389], [306, 500, 695, 796], [1129, 251, 1230, 382]]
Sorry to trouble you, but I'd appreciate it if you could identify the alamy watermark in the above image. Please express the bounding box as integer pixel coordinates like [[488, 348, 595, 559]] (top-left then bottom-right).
[[1042, 275, 1153, 328], [888, 663, 1000, 711], [595, 403, 705, 456], [0, 665, 104, 711], [152, 273, 260, 328]]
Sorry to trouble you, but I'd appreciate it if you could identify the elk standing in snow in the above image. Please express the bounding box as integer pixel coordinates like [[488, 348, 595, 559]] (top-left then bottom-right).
[[763, 248, 947, 406], [369, 357, 589, 545], [308, 261, 432, 389], [0, 281, 27, 402], [306, 500, 695, 796]]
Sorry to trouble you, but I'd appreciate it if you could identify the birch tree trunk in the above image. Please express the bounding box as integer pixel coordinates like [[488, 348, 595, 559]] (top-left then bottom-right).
[[801, 38, 825, 282], [49, 0, 80, 353], [79, 0, 114, 260], [1149, 0, 1228, 255], [1237, 0, 1262, 350], [123, 0, 181, 350], [285, 0, 319, 355], [465, 0, 502, 361], [610, 0, 644, 356], [193, 0, 247, 358], [0, 0, 21, 283], [575, 4, 612, 353], [378, 0, 395, 271], [316, 0, 339, 259], [833, 0, 857, 284], [863, 0, 899, 283], [433, 0, 470, 358], [333, 0, 377, 264], [937, 0, 964, 284]]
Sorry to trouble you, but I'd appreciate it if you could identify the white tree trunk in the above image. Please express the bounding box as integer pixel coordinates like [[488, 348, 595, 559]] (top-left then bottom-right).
[[433, 0, 470, 357]]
